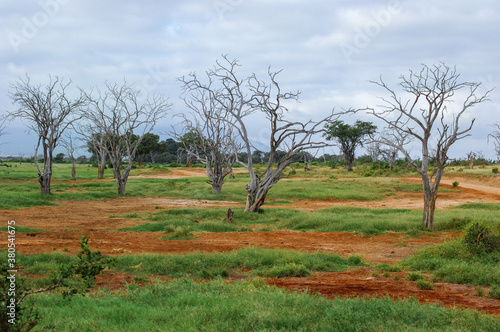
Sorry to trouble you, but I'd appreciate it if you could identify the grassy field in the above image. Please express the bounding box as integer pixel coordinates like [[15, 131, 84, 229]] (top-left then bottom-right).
[[1, 162, 500, 330]]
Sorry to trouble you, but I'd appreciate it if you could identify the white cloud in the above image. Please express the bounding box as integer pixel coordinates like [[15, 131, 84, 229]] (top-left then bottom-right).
[[0, 0, 499, 159]]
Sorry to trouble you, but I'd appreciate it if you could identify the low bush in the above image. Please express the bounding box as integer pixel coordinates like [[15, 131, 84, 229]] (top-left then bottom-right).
[[463, 221, 500, 255]]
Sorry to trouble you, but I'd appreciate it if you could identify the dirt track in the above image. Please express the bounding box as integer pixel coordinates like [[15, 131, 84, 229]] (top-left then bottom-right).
[[3, 169, 500, 317]]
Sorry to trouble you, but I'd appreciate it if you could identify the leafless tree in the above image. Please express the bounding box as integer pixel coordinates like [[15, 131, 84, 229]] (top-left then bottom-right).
[[61, 133, 77, 180], [489, 123, 500, 161], [366, 142, 381, 162], [185, 56, 333, 212], [466, 151, 478, 170], [7, 76, 85, 194], [82, 82, 172, 195], [177, 73, 242, 193], [373, 129, 407, 166], [73, 124, 109, 179], [363, 63, 491, 229]]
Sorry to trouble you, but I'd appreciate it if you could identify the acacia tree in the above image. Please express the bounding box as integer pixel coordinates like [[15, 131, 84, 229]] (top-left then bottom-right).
[[185, 56, 334, 211], [8, 76, 85, 194], [83, 82, 172, 195], [364, 63, 491, 229], [323, 120, 377, 171], [178, 73, 242, 193]]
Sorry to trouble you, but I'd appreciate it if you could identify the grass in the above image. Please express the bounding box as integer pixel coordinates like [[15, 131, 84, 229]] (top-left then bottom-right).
[[402, 238, 500, 286], [32, 278, 500, 331], [0, 163, 427, 209], [4, 248, 364, 280], [119, 204, 500, 236]]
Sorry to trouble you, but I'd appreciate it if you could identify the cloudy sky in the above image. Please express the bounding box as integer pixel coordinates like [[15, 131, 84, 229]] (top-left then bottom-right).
[[1, 0, 499, 159]]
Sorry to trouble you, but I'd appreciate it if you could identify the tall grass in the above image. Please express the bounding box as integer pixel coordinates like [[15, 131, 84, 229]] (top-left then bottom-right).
[[4, 248, 364, 280], [33, 279, 500, 331]]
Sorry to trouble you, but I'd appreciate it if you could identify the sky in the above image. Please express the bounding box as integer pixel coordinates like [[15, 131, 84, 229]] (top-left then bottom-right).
[[1, 0, 499, 160]]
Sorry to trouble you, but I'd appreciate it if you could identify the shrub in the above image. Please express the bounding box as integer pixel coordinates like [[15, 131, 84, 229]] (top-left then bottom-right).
[[452, 181, 459, 188], [493, 168, 499, 174], [463, 221, 500, 255]]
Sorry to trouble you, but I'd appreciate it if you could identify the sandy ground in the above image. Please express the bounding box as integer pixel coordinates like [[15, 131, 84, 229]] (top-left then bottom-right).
[[2, 169, 500, 317]]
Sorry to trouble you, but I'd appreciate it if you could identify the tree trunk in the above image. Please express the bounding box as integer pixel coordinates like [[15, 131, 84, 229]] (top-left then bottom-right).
[[98, 153, 107, 179], [345, 160, 353, 172], [71, 159, 76, 180], [422, 191, 437, 229], [244, 179, 269, 212], [245, 188, 267, 212], [116, 177, 127, 195], [38, 172, 51, 194]]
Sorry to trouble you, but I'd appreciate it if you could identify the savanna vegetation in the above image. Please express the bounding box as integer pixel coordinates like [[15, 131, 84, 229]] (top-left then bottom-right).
[[1, 159, 500, 331]]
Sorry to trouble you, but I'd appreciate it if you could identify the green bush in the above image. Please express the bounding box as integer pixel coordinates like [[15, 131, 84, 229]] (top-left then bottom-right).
[[493, 168, 499, 174], [463, 221, 500, 255]]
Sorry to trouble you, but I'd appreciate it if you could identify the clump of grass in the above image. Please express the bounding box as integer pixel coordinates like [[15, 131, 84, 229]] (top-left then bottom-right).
[[416, 279, 434, 290], [376, 264, 401, 272], [489, 285, 500, 300], [407, 272, 424, 281]]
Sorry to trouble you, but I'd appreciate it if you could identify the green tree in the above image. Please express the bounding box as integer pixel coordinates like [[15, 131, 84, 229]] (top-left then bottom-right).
[[135, 133, 161, 165], [54, 153, 65, 163], [323, 120, 377, 172]]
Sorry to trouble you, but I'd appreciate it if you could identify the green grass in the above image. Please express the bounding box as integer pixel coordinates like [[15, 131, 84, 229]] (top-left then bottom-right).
[[5, 248, 364, 280], [0, 226, 46, 233], [32, 278, 500, 331], [402, 238, 500, 286], [0, 164, 425, 209], [118, 202, 500, 236]]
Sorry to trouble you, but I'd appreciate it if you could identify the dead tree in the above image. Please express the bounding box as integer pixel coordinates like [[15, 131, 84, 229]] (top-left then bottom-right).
[[189, 56, 333, 212], [7, 76, 85, 194], [467, 151, 478, 170], [488, 124, 500, 161], [82, 82, 171, 195], [364, 64, 491, 229], [177, 72, 242, 193], [61, 133, 77, 180]]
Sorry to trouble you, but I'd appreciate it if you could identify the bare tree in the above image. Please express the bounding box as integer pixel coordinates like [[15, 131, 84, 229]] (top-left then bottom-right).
[[82, 82, 172, 195], [177, 73, 242, 193], [374, 129, 407, 166], [61, 133, 77, 180], [366, 142, 381, 162], [466, 151, 478, 170], [488, 123, 500, 161], [364, 64, 491, 229], [7, 76, 85, 194], [185, 56, 333, 212]]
